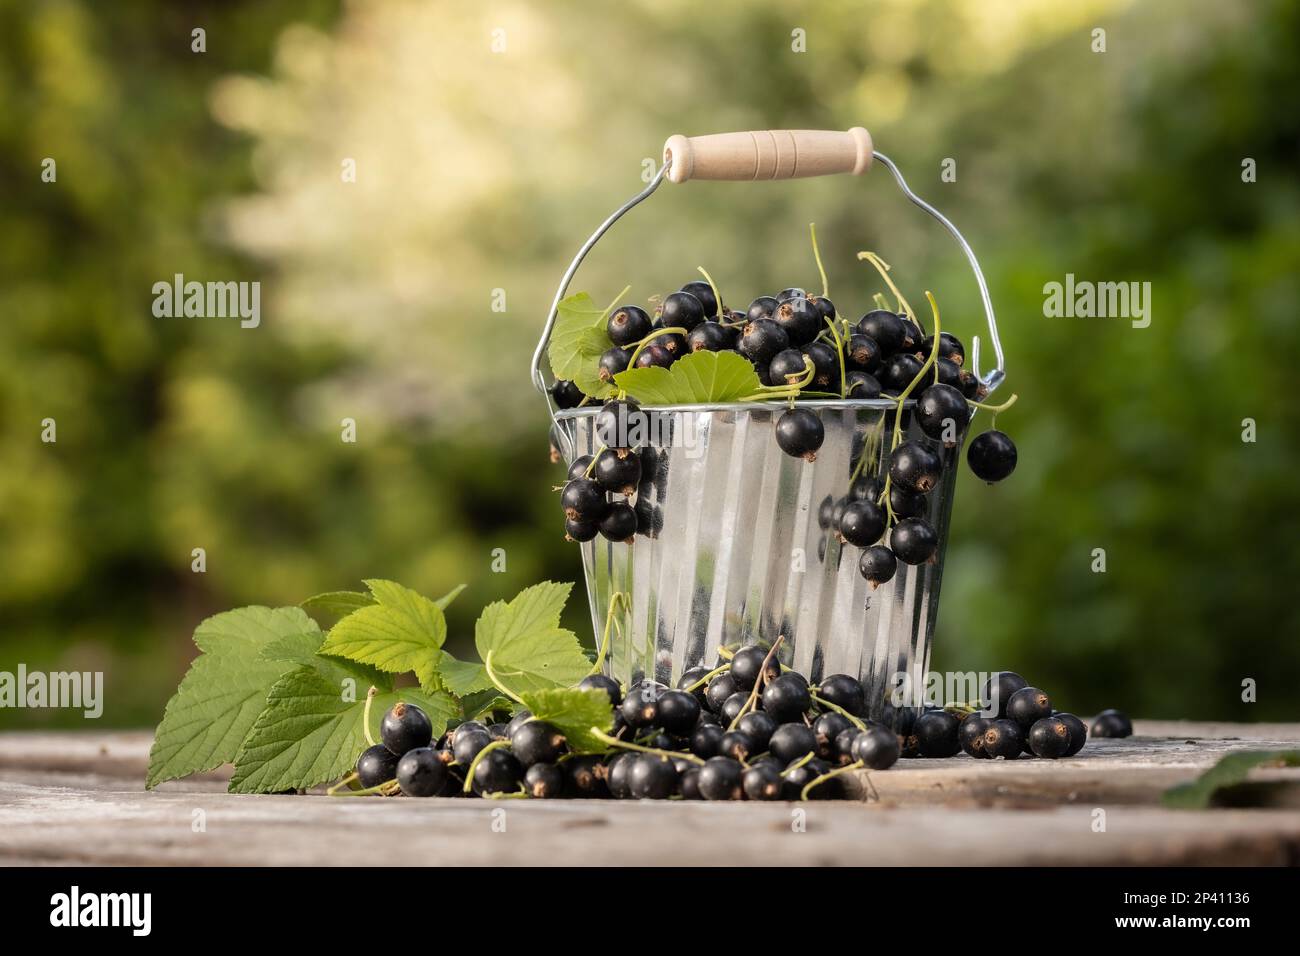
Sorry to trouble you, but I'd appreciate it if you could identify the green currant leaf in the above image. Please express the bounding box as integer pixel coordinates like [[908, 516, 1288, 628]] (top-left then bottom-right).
[[613, 349, 761, 404], [518, 687, 614, 754], [548, 292, 615, 397], [301, 590, 376, 619], [462, 692, 514, 721], [439, 651, 494, 696], [317, 579, 453, 692], [474, 581, 590, 697], [146, 606, 322, 789], [1162, 750, 1300, 808]]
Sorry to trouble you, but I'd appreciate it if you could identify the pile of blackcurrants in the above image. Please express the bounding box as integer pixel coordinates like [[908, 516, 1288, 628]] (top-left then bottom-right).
[[552, 276, 1020, 588]]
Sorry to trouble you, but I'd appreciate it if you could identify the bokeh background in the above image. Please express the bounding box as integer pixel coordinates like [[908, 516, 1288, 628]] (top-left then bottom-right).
[[2, 0, 1297, 727]]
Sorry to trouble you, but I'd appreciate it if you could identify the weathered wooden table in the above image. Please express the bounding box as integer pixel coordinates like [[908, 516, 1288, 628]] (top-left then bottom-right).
[[2, 722, 1298, 865]]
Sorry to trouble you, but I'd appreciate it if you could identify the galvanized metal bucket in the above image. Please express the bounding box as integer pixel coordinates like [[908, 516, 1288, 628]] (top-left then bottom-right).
[[532, 129, 1007, 721]]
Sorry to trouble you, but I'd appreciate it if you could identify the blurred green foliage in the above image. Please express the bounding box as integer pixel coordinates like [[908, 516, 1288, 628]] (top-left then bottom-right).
[[1, 0, 1296, 727]]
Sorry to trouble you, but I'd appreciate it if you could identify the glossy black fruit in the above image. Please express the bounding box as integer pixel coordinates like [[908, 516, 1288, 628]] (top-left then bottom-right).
[[982, 718, 1024, 759], [746, 295, 779, 322], [629, 753, 679, 799], [381, 701, 433, 756], [509, 720, 566, 766], [471, 748, 524, 796], [807, 294, 836, 322], [850, 474, 885, 504], [621, 681, 665, 728], [593, 449, 642, 494], [561, 755, 608, 798], [633, 343, 675, 369], [1055, 712, 1088, 755], [593, 399, 642, 451], [967, 430, 1018, 482], [607, 305, 652, 347], [659, 290, 706, 331], [697, 756, 744, 801], [719, 692, 749, 726], [1090, 709, 1133, 738], [737, 711, 777, 751], [690, 722, 725, 759], [606, 753, 636, 799], [676, 666, 710, 706], [769, 348, 809, 386], [775, 407, 825, 461], [920, 331, 965, 365], [356, 743, 401, 788], [913, 710, 961, 757], [803, 340, 841, 390], [654, 689, 701, 736], [817, 674, 866, 717], [1028, 717, 1072, 759], [524, 762, 564, 798], [598, 346, 631, 383], [813, 712, 853, 760], [845, 370, 882, 399], [891, 517, 939, 565], [838, 499, 887, 547], [857, 310, 906, 355], [718, 729, 756, 762], [890, 441, 944, 494], [566, 455, 592, 481], [1006, 687, 1053, 729], [451, 724, 493, 766], [769, 722, 818, 764], [730, 645, 779, 690], [687, 321, 733, 353], [395, 747, 449, 796], [858, 545, 898, 587], [934, 356, 964, 390], [761, 673, 811, 723], [784, 757, 839, 799], [679, 280, 720, 319], [577, 673, 621, 707], [598, 503, 637, 543], [773, 297, 822, 347], [980, 671, 1028, 718], [850, 724, 901, 770], [916, 383, 969, 446], [563, 517, 598, 542], [560, 478, 609, 522], [845, 333, 882, 374], [742, 763, 784, 801], [550, 379, 583, 409], [705, 674, 739, 714], [889, 485, 928, 518], [880, 353, 923, 393], [737, 318, 790, 367], [776, 287, 806, 302], [959, 715, 992, 758]]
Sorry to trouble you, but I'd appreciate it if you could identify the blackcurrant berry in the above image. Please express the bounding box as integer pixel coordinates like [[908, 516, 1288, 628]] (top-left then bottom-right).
[[659, 291, 706, 331], [851, 475, 885, 503], [566, 455, 592, 481], [935, 356, 964, 390], [776, 287, 806, 302], [679, 280, 720, 319], [633, 343, 675, 369], [1028, 717, 1072, 759], [817, 495, 836, 529], [890, 517, 939, 565], [1090, 708, 1133, 738], [606, 753, 636, 799], [550, 379, 583, 409], [593, 448, 641, 494], [598, 346, 631, 383], [913, 710, 960, 757], [850, 724, 901, 770], [654, 689, 701, 736], [593, 398, 642, 451], [817, 674, 866, 717], [690, 722, 725, 759], [563, 754, 609, 798], [607, 305, 652, 348], [742, 762, 784, 800], [737, 318, 790, 367], [696, 709, 720, 727], [356, 743, 400, 788], [833, 727, 860, 765], [487, 722, 509, 740], [451, 724, 493, 766], [959, 368, 982, 399], [509, 720, 567, 766], [381, 701, 433, 755], [920, 331, 965, 365], [564, 517, 599, 542], [1006, 687, 1052, 729], [598, 503, 637, 543], [857, 310, 907, 355], [577, 673, 621, 707], [775, 407, 824, 461], [719, 692, 749, 726], [880, 352, 923, 393], [772, 297, 822, 347], [687, 321, 733, 353], [719, 729, 756, 762], [916, 383, 969, 446], [737, 711, 777, 751], [857, 545, 897, 588], [890, 441, 944, 494], [980, 671, 1027, 718], [521, 762, 563, 798], [803, 341, 841, 391], [784, 757, 839, 799], [746, 296, 778, 322], [844, 333, 881, 374], [889, 485, 928, 518], [395, 747, 450, 797], [705, 673, 738, 713], [838, 499, 887, 547], [676, 666, 710, 706], [620, 680, 664, 728], [899, 317, 923, 352], [982, 718, 1023, 759], [697, 756, 744, 800], [561, 478, 609, 522], [845, 371, 883, 399], [761, 673, 811, 723], [769, 348, 809, 386], [730, 645, 778, 690], [629, 753, 679, 799], [769, 722, 818, 764], [807, 293, 836, 322], [813, 712, 853, 760], [967, 430, 1018, 483], [678, 767, 703, 800], [1054, 713, 1087, 755], [958, 715, 991, 758]]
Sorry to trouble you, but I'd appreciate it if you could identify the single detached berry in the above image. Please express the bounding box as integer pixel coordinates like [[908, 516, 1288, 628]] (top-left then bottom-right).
[[395, 747, 449, 797], [607, 305, 652, 347], [817, 674, 867, 717], [550, 380, 583, 409], [890, 517, 939, 565], [838, 499, 887, 547], [769, 722, 818, 764], [598, 503, 637, 543], [738, 318, 790, 367], [769, 348, 809, 386], [857, 310, 906, 355], [959, 715, 991, 758], [1054, 713, 1088, 755], [730, 644, 778, 690], [773, 297, 822, 347], [705, 673, 739, 713], [775, 407, 825, 461], [742, 763, 784, 801], [654, 689, 701, 736], [1090, 708, 1133, 738], [761, 673, 811, 723], [509, 720, 567, 766], [577, 673, 621, 707], [679, 280, 719, 318], [890, 441, 944, 494], [981, 671, 1028, 718], [356, 743, 400, 788], [967, 430, 1018, 483], [697, 756, 744, 801], [982, 718, 1024, 759], [561, 478, 609, 522], [659, 290, 706, 331], [746, 295, 779, 322], [736, 711, 776, 751], [381, 701, 433, 756], [913, 710, 961, 757], [850, 724, 901, 770], [1006, 686, 1053, 729], [629, 753, 679, 799], [688, 321, 733, 353], [845, 370, 883, 399], [916, 383, 969, 446], [859, 545, 898, 587], [1028, 717, 1072, 759], [598, 346, 631, 383]]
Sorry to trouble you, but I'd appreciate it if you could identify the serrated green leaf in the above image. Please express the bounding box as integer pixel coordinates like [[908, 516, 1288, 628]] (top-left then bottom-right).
[[1161, 750, 1300, 808], [301, 590, 376, 618], [518, 687, 614, 754], [260, 631, 325, 665], [146, 606, 322, 789], [475, 581, 590, 697], [613, 349, 761, 405], [432, 583, 468, 610], [229, 663, 455, 794], [317, 579, 448, 692], [548, 292, 615, 397], [440, 651, 493, 696], [462, 692, 514, 721]]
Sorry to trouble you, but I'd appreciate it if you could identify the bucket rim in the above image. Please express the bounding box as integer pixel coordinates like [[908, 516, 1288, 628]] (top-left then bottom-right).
[[554, 397, 916, 419]]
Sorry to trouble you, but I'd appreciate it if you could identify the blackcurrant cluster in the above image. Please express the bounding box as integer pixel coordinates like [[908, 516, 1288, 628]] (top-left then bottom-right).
[[929, 671, 1092, 760], [556, 399, 658, 543]]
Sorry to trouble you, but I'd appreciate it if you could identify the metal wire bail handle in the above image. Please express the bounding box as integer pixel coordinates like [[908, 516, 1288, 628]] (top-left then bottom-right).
[[530, 127, 1007, 419]]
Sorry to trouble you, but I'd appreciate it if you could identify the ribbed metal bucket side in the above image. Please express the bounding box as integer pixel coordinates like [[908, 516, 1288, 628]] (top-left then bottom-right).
[[559, 402, 958, 721]]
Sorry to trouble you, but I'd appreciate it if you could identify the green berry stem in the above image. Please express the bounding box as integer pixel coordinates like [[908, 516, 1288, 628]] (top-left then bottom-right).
[[878, 290, 943, 523], [727, 635, 784, 731], [362, 686, 378, 747], [590, 591, 627, 676], [780, 752, 816, 777], [598, 285, 633, 325], [483, 650, 524, 705], [800, 759, 864, 801], [325, 771, 360, 796], [583, 445, 607, 479], [822, 315, 848, 399], [683, 662, 731, 693], [857, 251, 921, 333], [625, 325, 688, 367], [809, 692, 868, 732], [590, 728, 705, 764], [696, 265, 726, 320], [461, 739, 511, 793], [328, 776, 399, 797], [809, 222, 830, 299]]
